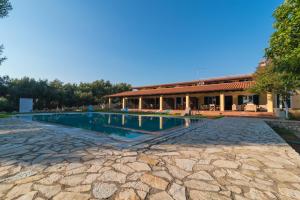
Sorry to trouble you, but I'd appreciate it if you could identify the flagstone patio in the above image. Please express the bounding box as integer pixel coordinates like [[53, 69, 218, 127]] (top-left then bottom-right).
[[0, 117, 300, 200]]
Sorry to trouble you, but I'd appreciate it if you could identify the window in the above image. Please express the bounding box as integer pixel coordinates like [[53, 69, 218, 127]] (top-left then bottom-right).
[[242, 96, 253, 104], [238, 95, 259, 105], [204, 96, 220, 105]]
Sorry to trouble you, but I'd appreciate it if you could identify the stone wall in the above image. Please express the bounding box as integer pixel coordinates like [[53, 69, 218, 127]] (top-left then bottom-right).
[[266, 119, 300, 136]]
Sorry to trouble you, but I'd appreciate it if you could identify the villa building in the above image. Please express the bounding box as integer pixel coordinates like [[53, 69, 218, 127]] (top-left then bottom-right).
[[107, 63, 300, 117]]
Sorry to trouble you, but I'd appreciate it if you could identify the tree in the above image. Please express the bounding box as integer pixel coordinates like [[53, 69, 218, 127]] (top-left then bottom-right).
[[251, 0, 300, 119], [265, 0, 300, 74], [0, 0, 12, 66], [0, 0, 12, 18], [250, 63, 299, 119], [0, 45, 6, 65]]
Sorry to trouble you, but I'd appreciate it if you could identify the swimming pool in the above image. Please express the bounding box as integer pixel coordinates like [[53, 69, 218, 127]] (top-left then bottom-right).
[[23, 113, 198, 139]]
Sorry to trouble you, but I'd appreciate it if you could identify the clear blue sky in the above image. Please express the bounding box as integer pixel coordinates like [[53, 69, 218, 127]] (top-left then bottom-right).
[[0, 0, 283, 86]]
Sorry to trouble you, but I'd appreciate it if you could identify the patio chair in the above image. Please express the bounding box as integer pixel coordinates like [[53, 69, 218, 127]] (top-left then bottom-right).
[[209, 104, 216, 111], [232, 104, 237, 111], [244, 103, 257, 112]]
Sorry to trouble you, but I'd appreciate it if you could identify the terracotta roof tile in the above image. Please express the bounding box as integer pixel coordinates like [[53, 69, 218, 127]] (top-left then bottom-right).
[[132, 74, 253, 89], [108, 81, 255, 97]]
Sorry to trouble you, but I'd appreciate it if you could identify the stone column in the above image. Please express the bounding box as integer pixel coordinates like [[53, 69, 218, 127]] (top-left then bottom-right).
[[159, 96, 163, 111], [267, 92, 274, 113], [108, 97, 112, 109], [122, 98, 126, 110], [185, 95, 190, 110], [220, 93, 225, 111], [138, 97, 142, 110]]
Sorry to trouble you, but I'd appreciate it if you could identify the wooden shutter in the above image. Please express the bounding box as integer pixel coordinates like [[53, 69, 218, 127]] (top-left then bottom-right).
[[253, 95, 259, 105], [238, 95, 243, 105], [216, 96, 220, 105], [203, 97, 207, 105]]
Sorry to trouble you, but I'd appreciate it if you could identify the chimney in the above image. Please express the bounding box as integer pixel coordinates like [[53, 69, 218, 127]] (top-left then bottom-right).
[[258, 59, 267, 68]]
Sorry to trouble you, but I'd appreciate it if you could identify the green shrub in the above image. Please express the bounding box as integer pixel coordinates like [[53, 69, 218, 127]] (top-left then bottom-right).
[[0, 97, 12, 112]]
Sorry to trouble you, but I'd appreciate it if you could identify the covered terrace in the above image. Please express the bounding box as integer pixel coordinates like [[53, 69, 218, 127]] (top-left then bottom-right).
[[107, 81, 275, 116]]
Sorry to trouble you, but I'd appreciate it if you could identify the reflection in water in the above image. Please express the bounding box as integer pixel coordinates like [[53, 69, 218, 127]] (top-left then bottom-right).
[[122, 114, 125, 126], [24, 113, 199, 139], [108, 114, 111, 125], [138, 115, 142, 127], [159, 116, 163, 130], [185, 118, 191, 127]]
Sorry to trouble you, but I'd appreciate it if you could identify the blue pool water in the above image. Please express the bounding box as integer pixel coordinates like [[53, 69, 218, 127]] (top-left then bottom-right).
[[26, 113, 198, 139]]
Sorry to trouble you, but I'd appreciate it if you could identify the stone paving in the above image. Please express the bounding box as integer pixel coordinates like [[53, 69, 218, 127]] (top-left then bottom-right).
[[0, 117, 300, 200]]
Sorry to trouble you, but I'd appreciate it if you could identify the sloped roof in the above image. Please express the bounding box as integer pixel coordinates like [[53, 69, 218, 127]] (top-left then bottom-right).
[[108, 81, 254, 97], [132, 74, 253, 90]]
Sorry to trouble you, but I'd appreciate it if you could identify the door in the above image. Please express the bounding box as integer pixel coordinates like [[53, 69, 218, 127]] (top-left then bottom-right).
[[225, 96, 233, 110]]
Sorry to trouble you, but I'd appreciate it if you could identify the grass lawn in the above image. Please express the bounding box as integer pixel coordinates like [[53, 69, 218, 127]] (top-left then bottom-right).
[[0, 114, 11, 118], [272, 126, 300, 154]]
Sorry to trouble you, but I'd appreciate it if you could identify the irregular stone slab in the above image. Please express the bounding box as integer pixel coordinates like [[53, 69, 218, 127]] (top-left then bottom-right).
[[65, 185, 91, 192], [15, 191, 37, 200], [140, 174, 169, 190], [45, 164, 66, 173], [152, 171, 173, 181], [149, 191, 173, 200], [123, 151, 138, 156], [53, 192, 90, 200], [0, 183, 14, 194], [59, 173, 86, 186], [184, 180, 220, 191], [98, 170, 126, 183], [38, 173, 63, 185], [264, 155, 296, 166], [115, 188, 140, 200], [127, 172, 144, 181], [193, 164, 215, 171], [189, 190, 230, 200], [167, 165, 190, 179], [168, 183, 186, 200], [212, 160, 240, 169], [242, 164, 260, 171], [127, 162, 151, 171], [213, 169, 227, 178], [264, 169, 300, 182], [175, 159, 196, 171], [137, 190, 147, 200], [92, 182, 117, 199], [155, 152, 180, 156], [244, 188, 269, 200], [122, 181, 150, 192], [1, 170, 36, 183], [83, 173, 101, 184], [220, 191, 231, 197], [15, 174, 45, 184], [6, 183, 33, 200], [65, 166, 87, 175], [139, 155, 159, 166], [113, 163, 135, 174], [86, 164, 102, 173], [226, 185, 242, 194], [117, 156, 137, 163], [187, 171, 214, 181], [226, 169, 252, 181], [278, 187, 300, 199], [33, 184, 61, 199]]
